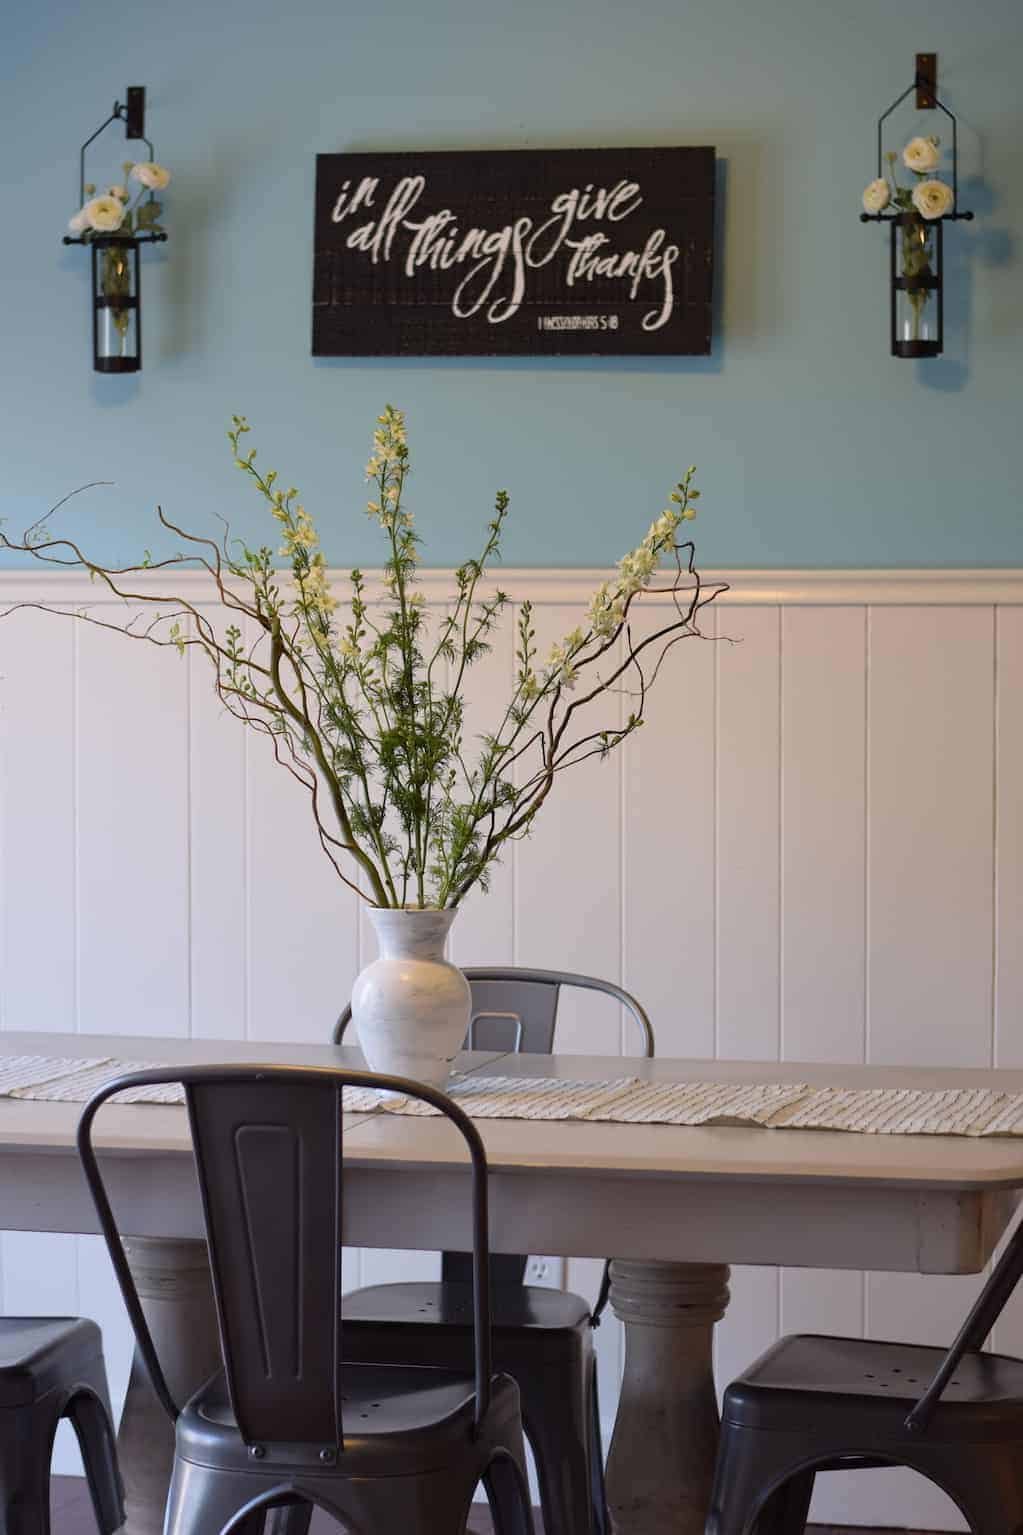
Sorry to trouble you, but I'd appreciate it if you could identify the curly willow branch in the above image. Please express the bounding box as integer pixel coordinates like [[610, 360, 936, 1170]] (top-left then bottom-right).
[[0, 426, 725, 909]]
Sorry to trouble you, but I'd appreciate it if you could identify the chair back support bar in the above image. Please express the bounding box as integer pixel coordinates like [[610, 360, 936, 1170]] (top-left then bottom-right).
[[185, 1075, 343, 1446], [334, 966, 655, 1059], [905, 1208, 1023, 1433], [77, 1064, 494, 1444]]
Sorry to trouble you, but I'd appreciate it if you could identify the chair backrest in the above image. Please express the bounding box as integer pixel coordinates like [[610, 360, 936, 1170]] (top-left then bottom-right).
[[334, 968, 653, 1302], [76, 1064, 493, 1446], [334, 966, 655, 1060], [904, 1206, 1023, 1433]]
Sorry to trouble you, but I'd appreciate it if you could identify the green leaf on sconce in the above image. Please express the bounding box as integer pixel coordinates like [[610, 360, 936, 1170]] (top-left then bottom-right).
[[136, 201, 163, 228]]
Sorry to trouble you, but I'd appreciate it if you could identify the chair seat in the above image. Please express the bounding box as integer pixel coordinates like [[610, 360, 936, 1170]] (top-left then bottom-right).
[[344, 1281, 591, 1333], [0, 1318, 103, 1407], [178, 1364, 523, 1476], [723, 1333, 1023, 1441]]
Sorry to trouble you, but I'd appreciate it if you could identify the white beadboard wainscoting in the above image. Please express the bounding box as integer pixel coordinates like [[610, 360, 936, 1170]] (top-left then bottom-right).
[[3, 566, 1023, 1529]]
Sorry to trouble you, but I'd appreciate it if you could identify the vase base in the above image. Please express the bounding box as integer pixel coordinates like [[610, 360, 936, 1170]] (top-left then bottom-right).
[[357, 1046, 457, 1091]]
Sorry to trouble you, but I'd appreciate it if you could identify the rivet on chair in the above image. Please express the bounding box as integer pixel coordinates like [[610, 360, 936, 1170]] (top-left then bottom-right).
[[249, 1445, 265, 1459]]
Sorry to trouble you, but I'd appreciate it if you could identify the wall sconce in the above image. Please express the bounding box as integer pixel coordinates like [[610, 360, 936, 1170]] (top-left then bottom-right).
[[860, 55, 973, 358], [62, 87, 169, 374]]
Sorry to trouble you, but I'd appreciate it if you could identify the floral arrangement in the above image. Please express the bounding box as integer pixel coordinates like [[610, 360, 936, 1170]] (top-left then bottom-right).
[[67, 161, 171, 353], [0, 410, 724, 909], [68, 160, 171, 240], [861, 135, 954, 222], [862, 136, 953, 343]]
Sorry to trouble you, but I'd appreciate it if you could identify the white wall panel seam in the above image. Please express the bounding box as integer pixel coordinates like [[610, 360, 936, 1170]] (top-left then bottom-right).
[[777, 608, 785, 1065], [860, 604, 869, 1344], [72, 622, 80, 1037], [993, 607, 1001, 1069], [185, 626, 194, 1039]]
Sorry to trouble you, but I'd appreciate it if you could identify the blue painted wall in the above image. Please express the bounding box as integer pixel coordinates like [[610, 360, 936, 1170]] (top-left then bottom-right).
[[1, 0, 1020, 569]]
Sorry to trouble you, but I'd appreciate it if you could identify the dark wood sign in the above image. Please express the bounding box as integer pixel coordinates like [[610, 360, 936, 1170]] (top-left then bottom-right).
[[313, 147, 715, 357]]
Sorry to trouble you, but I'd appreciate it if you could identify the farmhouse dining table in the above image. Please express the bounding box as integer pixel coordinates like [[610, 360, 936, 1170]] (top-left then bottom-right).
[[1, 1033, 1022, 1535]]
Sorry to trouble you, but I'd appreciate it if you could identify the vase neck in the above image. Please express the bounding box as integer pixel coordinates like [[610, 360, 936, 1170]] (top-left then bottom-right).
[[368, 907, 456, 961]]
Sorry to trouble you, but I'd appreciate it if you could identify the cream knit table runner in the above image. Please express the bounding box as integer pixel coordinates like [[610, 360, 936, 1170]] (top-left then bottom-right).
[[5, 1054, 1023, 1136]]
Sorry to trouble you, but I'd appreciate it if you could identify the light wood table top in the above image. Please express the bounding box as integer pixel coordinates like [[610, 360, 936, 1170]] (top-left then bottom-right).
[[0, 1033, 1020, 1272]]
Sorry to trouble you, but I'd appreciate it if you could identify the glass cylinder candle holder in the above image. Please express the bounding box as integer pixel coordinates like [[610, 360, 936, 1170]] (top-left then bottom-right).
[[891, 213, 943, 359], [91, 235, 141, 373]]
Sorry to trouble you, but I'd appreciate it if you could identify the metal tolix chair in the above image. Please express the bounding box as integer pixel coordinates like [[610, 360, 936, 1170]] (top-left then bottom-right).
[[707, 1209, 1023, 1535], [0, 1317, 123, 1535], [334, 966, 655, 1535], [77, 1063, 535, 1535]]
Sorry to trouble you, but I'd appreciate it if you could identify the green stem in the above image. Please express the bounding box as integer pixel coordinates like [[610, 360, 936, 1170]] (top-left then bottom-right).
[[267, 623, 390, 906]]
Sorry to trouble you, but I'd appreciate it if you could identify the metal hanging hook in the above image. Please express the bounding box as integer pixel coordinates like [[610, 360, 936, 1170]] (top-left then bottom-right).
[[73, 87, 155, 208]]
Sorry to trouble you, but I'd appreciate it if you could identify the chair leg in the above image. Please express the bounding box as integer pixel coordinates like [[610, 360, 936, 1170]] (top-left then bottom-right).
[[164, 1454, 272, 1535], [587, 1356, 609, 1535], [512, 1345, 593, 1535], [705, 1423, 809, 1535], [0, 1401, 56, 1535], [66, 1388, 125, 1535], [752, 1471, 815, 1534], [263, 1502, 313, 1535], [522, 1388, 592, 1535], [485, 1453, 536, 1535], [899, 1447, 1023, 1535]]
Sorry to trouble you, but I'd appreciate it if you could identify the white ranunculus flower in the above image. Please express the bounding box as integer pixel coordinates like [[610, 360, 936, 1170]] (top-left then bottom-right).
[[862, 178, 891, 215], [131, 161, 171, 191], [904, 136, 941, 174], [912, 178, 954, 220], [106, 184, 128, 201], [82, 195, 125, 232], [67, 208, 89, 233]]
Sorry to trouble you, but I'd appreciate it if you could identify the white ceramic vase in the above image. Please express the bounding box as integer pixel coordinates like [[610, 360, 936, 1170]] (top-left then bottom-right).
[[351, 908, 470, 1088]]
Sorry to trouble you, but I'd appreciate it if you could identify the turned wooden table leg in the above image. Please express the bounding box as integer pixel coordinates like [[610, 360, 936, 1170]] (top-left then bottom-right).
[[116, 1238, 222, 1535], [605, 1259, 731, 1535]]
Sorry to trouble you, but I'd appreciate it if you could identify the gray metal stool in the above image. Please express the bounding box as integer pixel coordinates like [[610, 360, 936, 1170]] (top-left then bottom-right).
[[78, 1063, 535, 1535], [0, 1316, 123, 1535], [334, 967, 655, 1535], [707, 1209, 1023, 1535]]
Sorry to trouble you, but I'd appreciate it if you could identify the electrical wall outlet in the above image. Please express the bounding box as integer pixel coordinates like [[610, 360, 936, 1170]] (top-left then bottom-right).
[[525, 1255, 564, 1288]]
